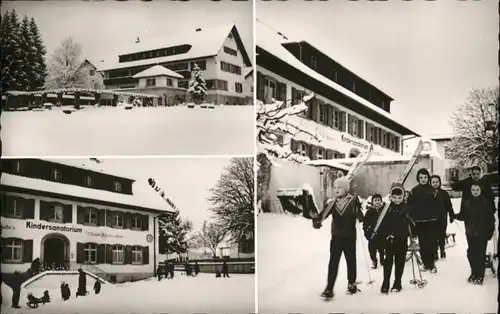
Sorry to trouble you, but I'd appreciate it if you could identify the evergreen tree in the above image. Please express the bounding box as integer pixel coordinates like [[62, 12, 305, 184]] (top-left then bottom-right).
[[1, 9, 24, 92], [18, 15, 34, 91], [158, 210, 193, 256], [29, 17, 47, 90], [187, 63, 207, 104]]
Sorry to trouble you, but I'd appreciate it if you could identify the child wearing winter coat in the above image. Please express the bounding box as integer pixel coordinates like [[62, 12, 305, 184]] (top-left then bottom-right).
[[312, 176, 364, 299], [363, 194, 386, 269], [456, 183, 495, 285], [373, 183, 413, 293], [430, 175, 456, 259]]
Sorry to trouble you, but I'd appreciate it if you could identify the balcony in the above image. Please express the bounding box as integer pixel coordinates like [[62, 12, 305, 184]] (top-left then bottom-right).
[[104, 77, 138, 87]]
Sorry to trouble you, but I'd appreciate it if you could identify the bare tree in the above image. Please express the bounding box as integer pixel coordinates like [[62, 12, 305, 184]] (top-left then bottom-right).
[[208, 157, 254, 243], [190, 221, 227, 257], [256, 93, 323, 164], [45, 37, 89, 89], [446, 86, 499, 171]]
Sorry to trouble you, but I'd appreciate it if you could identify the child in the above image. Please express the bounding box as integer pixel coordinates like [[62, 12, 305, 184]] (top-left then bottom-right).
[[455, 183, 495, 285], [408, 168, 440, 273], [374, 183, 413, 294], [430, 175, 456, 259], [93, 280, 101, 295], [363, 194, 386, 269], [312, 176, 364, 299]]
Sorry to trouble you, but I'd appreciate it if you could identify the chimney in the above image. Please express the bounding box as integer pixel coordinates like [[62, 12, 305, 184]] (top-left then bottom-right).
[[135, 37, 140, 43], [195, 28, 202, 32]]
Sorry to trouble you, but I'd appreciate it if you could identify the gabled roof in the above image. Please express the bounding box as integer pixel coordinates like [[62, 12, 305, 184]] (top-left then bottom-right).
[[244, 67, 253, 78], [132, 65, 184, 79], [256, 20, 419, 136], [99, 24, 251, 71]]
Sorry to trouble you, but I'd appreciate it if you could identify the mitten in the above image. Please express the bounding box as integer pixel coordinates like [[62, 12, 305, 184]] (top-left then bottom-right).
[[312, 218, 322, 229], [449, 213, 455, 224]]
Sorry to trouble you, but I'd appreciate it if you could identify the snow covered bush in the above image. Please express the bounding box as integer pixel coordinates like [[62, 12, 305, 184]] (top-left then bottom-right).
[[187, 63, 207, 104], [256, 94, 323, 166], [132, 98, 142, 107]]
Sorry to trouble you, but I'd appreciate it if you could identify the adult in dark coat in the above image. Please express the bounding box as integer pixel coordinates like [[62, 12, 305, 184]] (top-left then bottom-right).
[[76, 269, 87, 297], [194, 262, 200, 276], [431, 175, 456, 259], [222, 261, 230, 278], [451, 166, 496, 213], [408, 168, 441, 273], [11, 271, 23, 308]]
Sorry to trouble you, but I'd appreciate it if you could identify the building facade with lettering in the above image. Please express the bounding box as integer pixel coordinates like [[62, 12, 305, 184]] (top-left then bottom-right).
[[256, 21, 419, 159], [100, 24, 252, 106], [1, 159, 171, 283]]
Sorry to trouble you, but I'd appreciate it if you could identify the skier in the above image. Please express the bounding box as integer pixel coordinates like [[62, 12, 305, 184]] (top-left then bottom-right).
[[408, 168, 440, 273], [430, 175, 456, 259], [373, 183, 413, 293], [455, 183, 495, 285], [312, 176, 364, 299], [451, 165, 496, 213], [363, 194, 386, 269]]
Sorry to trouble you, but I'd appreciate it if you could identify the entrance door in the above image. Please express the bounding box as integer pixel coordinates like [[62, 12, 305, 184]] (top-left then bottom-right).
[[44, 237, 66, 268]]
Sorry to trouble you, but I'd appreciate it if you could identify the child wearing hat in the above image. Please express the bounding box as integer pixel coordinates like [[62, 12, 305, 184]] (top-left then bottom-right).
[[373, 182, 414, 293], [363, 194, 386, 269], [312, 176, 364, 299]]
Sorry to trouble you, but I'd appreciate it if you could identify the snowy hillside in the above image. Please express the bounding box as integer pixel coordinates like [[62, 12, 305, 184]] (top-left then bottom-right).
[[258, 198, 498, 313]]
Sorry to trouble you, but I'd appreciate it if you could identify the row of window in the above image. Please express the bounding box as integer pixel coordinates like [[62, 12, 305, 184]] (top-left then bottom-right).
[[290, 139, 346, 160], [9, 160, 125, 192], [77, 243, 149, 265], [107, 61, 207, 80], [223, 46, 237, 57], [118, 44, 191, 63], [145, 78, 174, 87], [205, 79, 228, 91], [1, 195, 150, 231], [220, 61, 242, 75], [257, 73, 401, 153]]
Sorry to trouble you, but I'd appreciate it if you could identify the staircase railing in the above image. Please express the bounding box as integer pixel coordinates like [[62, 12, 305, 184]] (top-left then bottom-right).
[[68, 262, 112, 282]]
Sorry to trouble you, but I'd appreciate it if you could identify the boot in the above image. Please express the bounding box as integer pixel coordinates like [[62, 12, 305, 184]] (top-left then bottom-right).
[[380, 282, 389, 294], [371, 260, 378, 269], [430, 267, 438, 274], [467, 274, 476, 283], [347, 283, 360, 294], [321, 288, 334, 299], [440, 250, 446, 259], [473, 277, 484, 285], [391, 282, 402, 292]]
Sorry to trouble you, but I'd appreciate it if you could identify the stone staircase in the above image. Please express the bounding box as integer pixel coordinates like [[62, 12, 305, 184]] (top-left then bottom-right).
[[69, 262, 112, 283]]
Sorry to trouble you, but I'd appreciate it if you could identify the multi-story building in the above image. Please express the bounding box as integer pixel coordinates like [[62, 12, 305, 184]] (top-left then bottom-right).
[[243, 68, 254, 105], [0, 159, 172, 283], [80, 59, 104, 90], [256, 21, 419, 159], [100, 24, 252, 106]]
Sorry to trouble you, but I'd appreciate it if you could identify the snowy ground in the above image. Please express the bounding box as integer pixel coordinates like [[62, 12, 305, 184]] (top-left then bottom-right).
[[1, 106, 254, 156], [257, 198, 498, 314], [2, 274, 255, 314]]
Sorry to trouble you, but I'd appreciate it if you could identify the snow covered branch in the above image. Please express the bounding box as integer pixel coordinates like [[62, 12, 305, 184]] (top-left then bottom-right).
[[446, 86, 499, 170], [256, 94, 324, 165]]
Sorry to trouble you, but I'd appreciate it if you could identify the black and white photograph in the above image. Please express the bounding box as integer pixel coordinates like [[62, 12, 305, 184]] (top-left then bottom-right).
[[1, 1, 254, 156], [256, 1, 498, 313], [1, 157, 255, 313]]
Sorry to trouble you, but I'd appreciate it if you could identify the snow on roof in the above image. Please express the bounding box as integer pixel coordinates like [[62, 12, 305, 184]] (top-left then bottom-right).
[[132, 65, 184, 79], [100, 24, 250, 71], [256, 21, 419, 136], [428, 133, 454, 141], [304, 160, 350, 171], [42, 158, 134, 181], [244, 67, 253, 78], [1, 173, 171, 212]]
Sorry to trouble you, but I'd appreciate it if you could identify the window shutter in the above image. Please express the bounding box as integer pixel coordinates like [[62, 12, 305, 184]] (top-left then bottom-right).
[[309, 145, 316, 160], [97, 209, 106, 226], [358, 120, 364, 139], [290, 139, 298, 153], [97, 244, 106, 264], [106, 244, 113, 264], [142, 246, 149, 265], [63, 204, 73, 223], [326, 105, 333, 127], [326, 149, 334, 160], [340, 153, 346, 158], [339, 112, 345, 132], [257, 72, 265, 101], [1, 238, 6, 262], [76, 243, 85, 263], [23, 239, 33, 262], [278, 82, 287, 101], [124, 245, 132, 264], [124, 212, 132, 229], [77, 206, 85, 224], [39, 201, 50, 221], [142, 215, 149, 231], [106, 210, 114, 227], [23, 199, 35, 219], [347, 114, 353, 135], [308, 98, 317, 120], [1, 195, 7, 216]]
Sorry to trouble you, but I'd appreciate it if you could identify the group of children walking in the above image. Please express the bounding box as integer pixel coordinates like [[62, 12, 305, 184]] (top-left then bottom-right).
[[312, 166, 496, 299]]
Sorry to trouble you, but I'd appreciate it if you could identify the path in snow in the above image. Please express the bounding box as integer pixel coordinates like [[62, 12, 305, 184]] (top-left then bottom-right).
[[258, 199, 498, 314], [2, 274, 255, 314], [1, 106, 254, 156]]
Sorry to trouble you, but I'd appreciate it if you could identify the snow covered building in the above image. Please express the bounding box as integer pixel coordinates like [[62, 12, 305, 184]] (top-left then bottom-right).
[[100, 24, 252, 106], [256, 21, 419, 159], [80, 59, 104, 90], [1, 159, 172, 283], [243, 68, 254, 105]]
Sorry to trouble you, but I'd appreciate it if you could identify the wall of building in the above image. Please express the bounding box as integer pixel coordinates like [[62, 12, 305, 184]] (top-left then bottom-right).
[[137, 76, 179, 89], [1, 191, 157, 282], [82, 63, 104, 89], [214, 35, 246, 99]]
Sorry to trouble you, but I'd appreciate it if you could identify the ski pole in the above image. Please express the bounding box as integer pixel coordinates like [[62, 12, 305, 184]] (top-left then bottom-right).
[[357, 226, 375, 287]]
